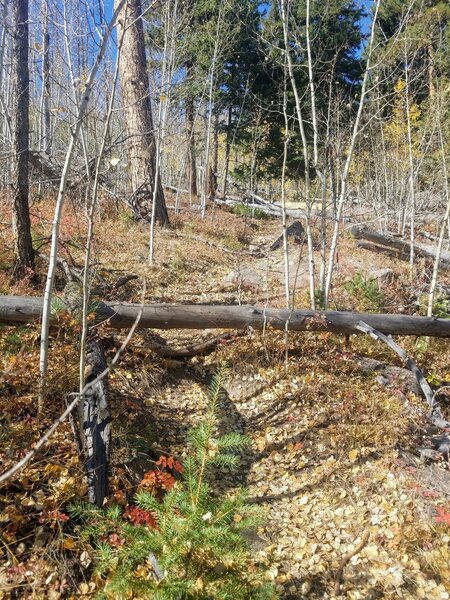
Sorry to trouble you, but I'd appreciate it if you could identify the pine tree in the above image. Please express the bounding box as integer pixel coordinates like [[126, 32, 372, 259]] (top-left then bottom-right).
[[235, 0, 364, 181], [71, 367, 277, 600]]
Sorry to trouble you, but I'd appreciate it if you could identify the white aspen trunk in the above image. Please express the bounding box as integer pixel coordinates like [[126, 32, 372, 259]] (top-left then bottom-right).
[[0, 1, 11, 139], [404, 46, 416, 275], [200, 3, 223, 219], [62, 1, 91, 182], [319, 69, 335, 293], [281, 76, 290, 365], [323, 0, 381, 307], [80, 18, 123, 406], [428, 125, 450, 316], [39, 0, 126, 411], [281, 71, 290, 309], [40, 0, 51, 155], [279, 0, 315, 309], [306, 0, 321, 177]]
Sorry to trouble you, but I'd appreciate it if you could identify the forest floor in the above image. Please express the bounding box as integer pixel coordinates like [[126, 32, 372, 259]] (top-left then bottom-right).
[[1, 194, 450, 599]]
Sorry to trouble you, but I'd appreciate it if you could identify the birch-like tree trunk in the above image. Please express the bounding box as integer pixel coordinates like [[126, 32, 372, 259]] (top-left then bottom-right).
[[200, 2, 223, 219], [11, 0, 34, 278], [279, 0, 316, 309], [428, 124, 450, 316], [114, 0, 169, 226], [40, 0, 51, 155], [404, 47, 416, 275], [222, 106, 232, 197], [323, 0, 381, 306], [39, 0, 126, 411], [185, 61, 198, 201]]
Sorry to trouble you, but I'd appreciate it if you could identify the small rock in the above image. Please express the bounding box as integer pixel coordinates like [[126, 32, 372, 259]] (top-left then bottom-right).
[[223, 267, 261, 290], [270, 220, 305, 250], [249, 244, 263, 256], [369, 268, 395, 286]]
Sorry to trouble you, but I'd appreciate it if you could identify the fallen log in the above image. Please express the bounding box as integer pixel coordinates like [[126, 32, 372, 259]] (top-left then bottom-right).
[[351, 225, 450, 267], [355, 240, 402, 259], [29, 150, 70, 185], [1, 296, 450, 337], [136, 331, 242, 358], [29, 150, 107, 189], [356, 320, 450, 463]]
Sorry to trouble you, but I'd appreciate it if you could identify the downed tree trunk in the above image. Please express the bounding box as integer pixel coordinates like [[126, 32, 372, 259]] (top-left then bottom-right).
[[2, 296, 450, 337], [62, 283, 110, 506], [29, 150, 106, 189], [351, 226, 450, 268], [356, 320, 450, 462]]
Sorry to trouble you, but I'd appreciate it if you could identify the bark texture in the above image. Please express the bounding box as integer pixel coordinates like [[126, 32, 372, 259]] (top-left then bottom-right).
[[12, 0, 34, 277], [2, 296, 450, 337], [83, 339, 110, 506], [115, 0, 169, 225]]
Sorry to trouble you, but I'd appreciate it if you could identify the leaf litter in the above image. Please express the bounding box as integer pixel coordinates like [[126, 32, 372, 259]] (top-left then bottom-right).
[[0, 198, 450, 598]]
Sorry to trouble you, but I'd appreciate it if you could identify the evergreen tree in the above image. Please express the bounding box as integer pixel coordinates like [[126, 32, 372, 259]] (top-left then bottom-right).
[[235, 0, 364, 182], [71, 368, 277, 599]]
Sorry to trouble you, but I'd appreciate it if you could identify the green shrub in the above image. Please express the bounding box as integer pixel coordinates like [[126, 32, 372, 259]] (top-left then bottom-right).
[[430, 295, 449, 318], [230, 203, 270, 220], [170, 249, 188, 273], [118, 209, 135, 228], [344, 272, 384, 310], [70, 367, 277, 600], [0, 325, 31, 357]]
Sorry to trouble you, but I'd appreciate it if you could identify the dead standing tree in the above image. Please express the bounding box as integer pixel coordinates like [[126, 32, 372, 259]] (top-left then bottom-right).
[[114, 0, 169, 226], [11, 0, 34, 278]]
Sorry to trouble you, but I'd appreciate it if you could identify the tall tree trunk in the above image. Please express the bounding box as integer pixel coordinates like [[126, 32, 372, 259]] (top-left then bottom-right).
[[41, 0, 51, 156], [208, 111, 218, 198], [222, 106, 232, 197], [427, 44, 435, 101], [114, 0, 169, 226], [12, 0, 34, 278], [185, 61, 197, 200]]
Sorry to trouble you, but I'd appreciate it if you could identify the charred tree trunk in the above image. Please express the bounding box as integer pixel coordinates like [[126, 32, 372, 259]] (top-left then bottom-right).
[[185, 61, 197, 201], [83, 338, 110, 506], [63, 283, 110, 506], [114, 0, 169, 226], [11, 0, 34, 278]]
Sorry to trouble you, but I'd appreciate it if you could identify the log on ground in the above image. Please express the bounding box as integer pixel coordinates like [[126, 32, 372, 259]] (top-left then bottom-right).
[[1, 296, 450, 337], [351, 226, 450, 267]]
